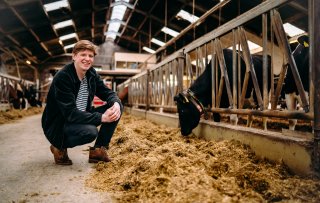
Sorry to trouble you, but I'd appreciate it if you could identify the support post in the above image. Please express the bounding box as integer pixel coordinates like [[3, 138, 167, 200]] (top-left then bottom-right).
[[311, 0, 320, 171]]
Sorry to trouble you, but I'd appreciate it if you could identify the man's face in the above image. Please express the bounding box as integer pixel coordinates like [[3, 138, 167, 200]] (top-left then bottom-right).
[[72, 49, 95, 72]]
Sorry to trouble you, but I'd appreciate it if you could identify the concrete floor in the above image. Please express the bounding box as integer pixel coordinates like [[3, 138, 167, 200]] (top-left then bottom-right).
[[0, 114, 112, 203]]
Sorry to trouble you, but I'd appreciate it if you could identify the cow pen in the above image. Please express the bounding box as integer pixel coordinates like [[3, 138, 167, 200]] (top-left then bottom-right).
[[117, 0, 319, 175], [0, 73, 35, 111]]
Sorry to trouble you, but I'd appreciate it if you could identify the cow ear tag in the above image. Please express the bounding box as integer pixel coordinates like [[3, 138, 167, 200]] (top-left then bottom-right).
[[183, 96, 189, 103], [303, 41, 309, 47], [179, 93, 189, 103]]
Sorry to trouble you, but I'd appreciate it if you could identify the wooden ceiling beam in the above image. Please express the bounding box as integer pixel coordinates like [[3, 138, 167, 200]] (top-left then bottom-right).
[[4, 0, 51, 58]]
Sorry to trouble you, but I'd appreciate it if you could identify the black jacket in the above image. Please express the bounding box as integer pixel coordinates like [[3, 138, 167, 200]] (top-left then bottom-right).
[[41, 63, 122, 148]]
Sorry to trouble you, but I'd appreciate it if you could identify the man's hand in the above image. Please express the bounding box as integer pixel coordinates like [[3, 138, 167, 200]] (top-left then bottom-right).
[[101, 102, 121, 123]]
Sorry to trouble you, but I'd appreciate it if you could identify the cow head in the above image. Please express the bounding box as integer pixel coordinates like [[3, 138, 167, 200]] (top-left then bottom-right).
[[174, 91, 202, 136]]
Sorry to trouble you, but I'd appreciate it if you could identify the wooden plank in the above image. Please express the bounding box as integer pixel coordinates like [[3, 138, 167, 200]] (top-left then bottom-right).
[[232, 29, 238, 109], [215, 39, 233, 107], [184, 0, 291, 53], [262, 13, 269, 110], [272, 10, 309, 112], [238, 27, 264, 110], [211, 40, 216, 108]]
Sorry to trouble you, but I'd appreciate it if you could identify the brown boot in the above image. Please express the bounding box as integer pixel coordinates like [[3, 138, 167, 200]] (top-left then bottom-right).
[[89, 146, 111, 163], [50, 145, 73, 165]]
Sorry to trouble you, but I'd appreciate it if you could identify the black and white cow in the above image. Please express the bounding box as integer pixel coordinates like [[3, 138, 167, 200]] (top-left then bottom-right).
[[175, 36, 310, 136], [174, 48, 272, 136], [8, 82, 27, 109], [8, 81, 42, 109], [26, 85, 42, 107], [283, 35, 309, 130]]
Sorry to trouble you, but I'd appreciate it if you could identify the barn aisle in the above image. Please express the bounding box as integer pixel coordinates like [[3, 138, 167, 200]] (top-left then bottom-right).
[[0, 114, 111, 203]]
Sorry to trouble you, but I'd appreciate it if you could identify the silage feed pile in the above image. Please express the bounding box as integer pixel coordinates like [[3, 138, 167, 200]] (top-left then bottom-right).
[[86, 113, 320, 203], [0, 107, 43, 124]]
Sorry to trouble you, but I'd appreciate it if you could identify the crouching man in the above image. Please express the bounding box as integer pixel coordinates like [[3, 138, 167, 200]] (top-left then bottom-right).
[[41, 40, 122, 165]]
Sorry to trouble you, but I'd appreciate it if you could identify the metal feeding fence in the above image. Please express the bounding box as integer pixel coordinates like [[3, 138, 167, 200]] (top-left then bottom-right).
[[119, 0, 315, 120]]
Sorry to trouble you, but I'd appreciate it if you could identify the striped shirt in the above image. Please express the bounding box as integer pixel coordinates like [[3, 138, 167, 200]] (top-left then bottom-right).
[[76, 76, 89, 111]]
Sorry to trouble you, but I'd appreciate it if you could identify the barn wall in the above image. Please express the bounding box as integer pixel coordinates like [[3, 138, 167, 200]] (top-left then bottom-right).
[[95, 40, 131, 69], [126, 107, 314, 176]]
